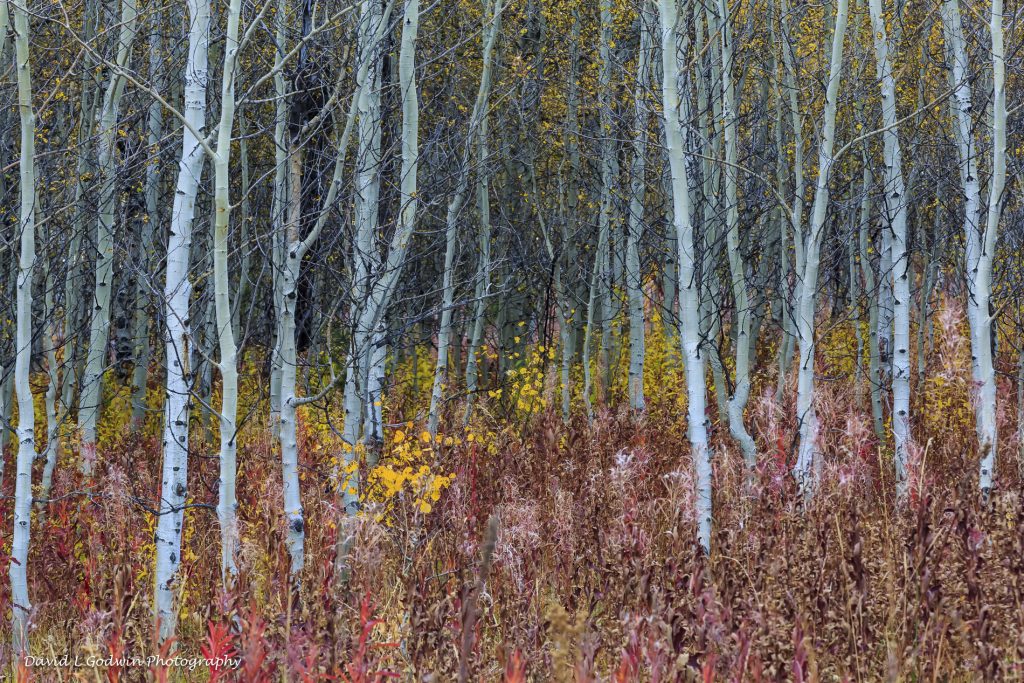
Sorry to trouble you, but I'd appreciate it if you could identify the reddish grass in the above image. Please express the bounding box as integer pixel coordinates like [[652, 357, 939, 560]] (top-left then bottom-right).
[[3, 311, 1024, 681]]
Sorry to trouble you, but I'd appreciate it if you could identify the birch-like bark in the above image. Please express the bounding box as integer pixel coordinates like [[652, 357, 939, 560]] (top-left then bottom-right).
[[428, 0, 501, 436], [78, 0, 139, 474], [342, 0, 387, 456], [792, 0, 848, 492], [57, 0, 102, 458], [877, 218, 894, 379], [977, 0, 1005, 492], [269, 0, 288, 430], [943, 0, 1000, 492], [626, 8, 652, 414], [9, 0, 36, 652], [212, 0, 244, 585], [154, 0, 209, 641], [279, 145, 307, 580], [658, 0, 712, 552], [777, 0, 804, 402], [278, 5, 379, 578], [718, 0, 756, 466], [867, 0, 911, 497], [557, 10, 583, 424], [942, 0, 981, 372]]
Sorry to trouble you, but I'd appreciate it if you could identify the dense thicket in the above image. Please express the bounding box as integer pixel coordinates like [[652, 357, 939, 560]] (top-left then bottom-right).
[[1, 0, 1024, 677]]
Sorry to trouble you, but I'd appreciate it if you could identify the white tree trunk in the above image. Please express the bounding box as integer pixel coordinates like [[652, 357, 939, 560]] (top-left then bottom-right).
[[867, 0, 911, 497], [977, 0, 1005, 492], [777, 0, 804, 403], [269, 0, 289, 431], [428, 0, 500, 436], [8, 0, 36, 652], [626, 8, 652, 414], [280, 147, 306, 578], [342, 0, 387, 456], [792, 0, 849, 493], [943, 0, 1000, 493], [876, 220, 894, 379], [718, 0, 756, 467], [658, 0, 712, 552], [154, 0, 209, 641], [212, 0, 244, 585], [77, 0, 139, 474], [857, 162, 885, 440]]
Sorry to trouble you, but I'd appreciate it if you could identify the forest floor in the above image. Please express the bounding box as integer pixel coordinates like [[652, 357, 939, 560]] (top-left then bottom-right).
[[4, 303, 1024, 681]]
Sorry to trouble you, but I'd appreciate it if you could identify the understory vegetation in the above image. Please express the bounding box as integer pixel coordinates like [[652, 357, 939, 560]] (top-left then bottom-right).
[[5, 304, 1024, 681]]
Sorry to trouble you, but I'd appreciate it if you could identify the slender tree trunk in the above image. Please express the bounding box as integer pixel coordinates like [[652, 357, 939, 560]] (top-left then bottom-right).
[[777, 0, 804, 403], [155, 0, 209, 641], [38, 267, 61, 521], [867, 0, 912, 497], [132, 8, 166, 429], [9, 0, 36, 652], [658, 0, 712, 552], [78, 0, 139, 474], [976, 0, 1005, 493], [343, 0, 387, 455], [269, 0, 289, 432], [718, 0, 756, 467], [596, 0, 615, 406], [462, 113, 492, 423], [626, 8, 652, 414], [428, 0, 501, 435], [943, 0, 1001, 493], [56, 0, 102, 462], [212, 0, 244, 586], [858, 163, 885, 440], [792, 0, 849, 492]]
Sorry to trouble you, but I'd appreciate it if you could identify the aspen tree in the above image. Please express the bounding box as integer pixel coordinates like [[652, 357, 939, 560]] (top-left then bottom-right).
[[658, 0, 713, 552], [58, 0, 103, 465], [277, 0, 385, 579], [584, 0, 617, 417], [8, 0, 36, 653], [209, 0, 246, 588], [718, 0, 756, 466], [155, 0, 210, 640], [977, 0, 1005, 493], [341, 0, 419, 515], [867, 0, 912, 496], [428, 0, 502, 436], [78, 0, 139, 474], [777, 0, 804, 402], [626, 7, 653, 414], [269, 0, 288, 431], [857, 161, 885, 440], [942, 0, 1002, 493], [342, 0, 388, 457], [792, 0, 849, 492]]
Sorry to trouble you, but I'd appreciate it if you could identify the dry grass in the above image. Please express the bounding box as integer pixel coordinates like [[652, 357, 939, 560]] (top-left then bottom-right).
[[3, 306, 1024, 681]]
